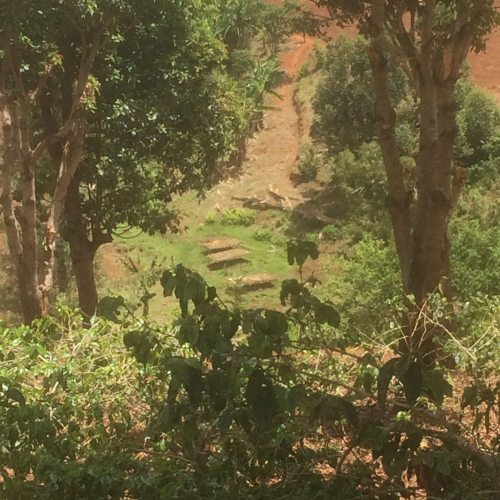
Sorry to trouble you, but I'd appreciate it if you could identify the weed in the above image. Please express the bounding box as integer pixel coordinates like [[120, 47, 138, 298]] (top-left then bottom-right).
[[205, 211, 218, 224], [253, 227, 273, 241], [297, 61, 312, 80], [219, 208, 256, 226]]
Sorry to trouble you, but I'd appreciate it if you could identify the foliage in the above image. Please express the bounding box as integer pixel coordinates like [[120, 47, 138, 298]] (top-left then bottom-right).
[[205, 211, 218, 225], [217, 0, 320, 57], [321, 224, 340, 242], [451, 191, 500, 300], [2, 247, 500, 498], [62, 0, 238, 239], [297, 61, 313, 80], [322, 235, 402, 340], [324, 142, 392, 241], [252, 227, 274, 241], [457, 88, 500, 167], [219, 208, 257, 226], [311, 35, 408, 153], [297, 144, 322, 182]]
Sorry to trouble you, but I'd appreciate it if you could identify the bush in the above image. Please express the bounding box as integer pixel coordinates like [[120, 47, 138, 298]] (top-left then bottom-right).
[[312, 42, 326, 71], [459, 88, 500, 166], [205, 210, 218, 224], [322, 224, 340, 242], [219, 207, 256, 226], [451, 218, 500, 299], [297, 144, 322, 182], [3, 258, 500, 499], [253, 227, 273, 241], [297, 61, 312, 80], [322, 235, 402, 339], [311, 35, 407, 153]]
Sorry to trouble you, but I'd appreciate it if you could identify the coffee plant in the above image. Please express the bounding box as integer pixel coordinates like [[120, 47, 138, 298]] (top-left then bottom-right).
[[1, 244, 499, 499]]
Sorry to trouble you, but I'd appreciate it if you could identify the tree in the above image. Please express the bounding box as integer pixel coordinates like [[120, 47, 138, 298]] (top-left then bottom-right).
[[0, 0, 121, 324], [311, 34, 408, 153], [37, 0, 241, 324], [316, 0, 500, 363]]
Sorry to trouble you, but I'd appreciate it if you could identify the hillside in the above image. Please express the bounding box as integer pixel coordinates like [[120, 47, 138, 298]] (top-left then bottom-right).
[[3, 3, 500, 500], [91, 1, 500, 324]]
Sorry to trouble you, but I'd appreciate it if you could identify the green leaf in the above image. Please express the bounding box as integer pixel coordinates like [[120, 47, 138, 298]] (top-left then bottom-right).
[[246, 369, 276, 428], [282, 384, 305, 413], [435, 450, 453, 476], [362, 372, 375, 394], [184, 367, 204, 408], [312, 395, 359, 428], [265, 310, 288, 335], [140, 292, 156, 303], [361, 422, 389, 452], [462, 385, 478, 409], [424, 369, 453, 406], [185, 274, 206, 305], [278, 364, 296, 384], [178, 322, 200, 347], [98, 296, 126, 323], [6, 388, 26, 407], [161, 270, 177, 297], [134, 335, 153, 365], [402, 362, 423, 405], [207, 286, 217, 302], [208, 371, 231, 412], [8, 427, 19, 448], [377, 357, 399, 410], [405, 429, 423, 452], [294, 244, 309, 267], [314, 303, 340, 327], [123, 330, 140, 348]]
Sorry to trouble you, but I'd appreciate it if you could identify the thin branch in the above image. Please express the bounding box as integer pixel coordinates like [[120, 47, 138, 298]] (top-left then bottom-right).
[[32, 19, 113, 164]]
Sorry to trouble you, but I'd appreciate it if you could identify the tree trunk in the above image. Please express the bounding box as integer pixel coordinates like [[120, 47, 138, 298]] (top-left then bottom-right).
[[18, 159, 44, 323], [54, 236, 69, 293], [40, 124, 86, 309], [63, 176, 97, 325], [1, 97, 44, 324], [368, 0, 413, 292], [69, 235, 98, 327], [63, 175, 111, 326], [368, 0, 460, 367]]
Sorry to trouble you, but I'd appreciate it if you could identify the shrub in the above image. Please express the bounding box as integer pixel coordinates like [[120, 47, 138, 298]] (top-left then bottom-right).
[[322, 224, 340, 242], [253, 227, 273, 241], [459, 88, 500, 166], [311, 35, 407, 153], [451, 219, 500, 300], [3, 256, 500, 499], [297, 61, 312, 80], [219, 207, 256, 226], [312, 42, 326, 71], [322, 235, 402, 339], [205, 210, 218, 224], [297, 144, 322, 182]]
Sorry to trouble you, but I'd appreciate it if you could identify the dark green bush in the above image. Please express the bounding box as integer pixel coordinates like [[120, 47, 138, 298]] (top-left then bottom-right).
[[297, 144, 322, 182]]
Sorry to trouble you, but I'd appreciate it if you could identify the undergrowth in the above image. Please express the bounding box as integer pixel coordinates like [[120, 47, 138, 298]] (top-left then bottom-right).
[[2, 246, 500, 499]]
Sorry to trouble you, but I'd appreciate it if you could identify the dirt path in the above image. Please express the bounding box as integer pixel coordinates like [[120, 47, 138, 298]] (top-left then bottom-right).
[[193, 34, 316, 220]]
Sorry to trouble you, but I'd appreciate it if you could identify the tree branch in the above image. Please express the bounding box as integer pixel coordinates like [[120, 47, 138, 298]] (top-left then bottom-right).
[[32, 20, 112, 164]]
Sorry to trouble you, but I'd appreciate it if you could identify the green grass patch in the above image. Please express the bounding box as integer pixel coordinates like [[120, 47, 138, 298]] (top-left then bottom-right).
[[100, 221, 292, 323]]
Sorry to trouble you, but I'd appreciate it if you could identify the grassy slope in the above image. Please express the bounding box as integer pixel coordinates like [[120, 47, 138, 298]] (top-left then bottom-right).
[[99, 213, 294, 322]]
